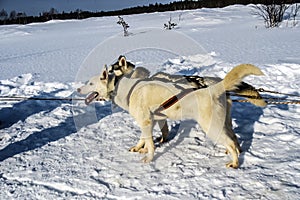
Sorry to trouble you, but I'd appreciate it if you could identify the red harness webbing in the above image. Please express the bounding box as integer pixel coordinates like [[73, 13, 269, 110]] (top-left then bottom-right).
[[154, 88, 196, 115]]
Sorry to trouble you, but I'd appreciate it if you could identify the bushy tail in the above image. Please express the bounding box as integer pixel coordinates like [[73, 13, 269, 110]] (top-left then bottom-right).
[[223, 64, 264, 91]]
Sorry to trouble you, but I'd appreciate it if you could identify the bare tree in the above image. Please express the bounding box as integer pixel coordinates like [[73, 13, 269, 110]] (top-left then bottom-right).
[[291, 4, 300, 26], [75, 9, 82, 19], [252, 3, 289, 28], [0, 9, 8, 20], [117, 16, 130, 36], [179, 12, 183, 22], [0, 9, 8, 24], [49, 7, 58, 15], [49, 7, 59, 20], [9, 10, 17, 20], [16, 12, 27, 24]]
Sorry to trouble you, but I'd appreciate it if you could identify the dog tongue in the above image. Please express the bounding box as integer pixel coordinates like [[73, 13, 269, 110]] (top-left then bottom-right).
[[85, 92, 99, 105]]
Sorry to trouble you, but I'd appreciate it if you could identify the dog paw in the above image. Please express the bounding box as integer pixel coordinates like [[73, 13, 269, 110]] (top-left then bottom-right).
[[154, 136, 167, 144], [138, 148, 148, 154], [129, 146, 148, 154], [159, 136, 168, 143], [226, 161, 239, 169], [129, 146, 141, 152], [141, 154, 153, 163]]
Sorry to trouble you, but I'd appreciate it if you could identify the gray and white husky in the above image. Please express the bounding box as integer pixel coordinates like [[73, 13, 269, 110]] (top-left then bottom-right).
[[77, 57, 264, 168]]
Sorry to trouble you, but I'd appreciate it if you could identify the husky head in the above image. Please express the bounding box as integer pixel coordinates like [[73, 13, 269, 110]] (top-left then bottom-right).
[[109, 55, 150, 79], [109, 55, 136, 77], [77, 55, 150, 105], [77, 65, 115, 105]]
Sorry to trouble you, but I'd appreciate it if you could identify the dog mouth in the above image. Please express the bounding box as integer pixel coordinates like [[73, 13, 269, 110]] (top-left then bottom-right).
[[85, 92, 99, 105]]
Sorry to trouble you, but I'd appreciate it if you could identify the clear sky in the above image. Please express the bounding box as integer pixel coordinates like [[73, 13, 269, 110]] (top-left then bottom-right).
[[0, 0, 175, 16]]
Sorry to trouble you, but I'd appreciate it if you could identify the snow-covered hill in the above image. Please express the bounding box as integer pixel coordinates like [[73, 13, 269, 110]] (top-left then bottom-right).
[[0, 5, 299, 199]]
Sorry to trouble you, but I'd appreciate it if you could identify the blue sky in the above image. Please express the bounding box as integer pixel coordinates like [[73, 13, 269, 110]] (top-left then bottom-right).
[[0, 0, 175, 16]]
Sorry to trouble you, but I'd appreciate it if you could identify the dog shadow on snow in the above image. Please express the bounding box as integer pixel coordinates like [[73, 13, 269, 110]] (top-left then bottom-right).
[[232, 102, 288, 166], [0, 90, 111, 162]]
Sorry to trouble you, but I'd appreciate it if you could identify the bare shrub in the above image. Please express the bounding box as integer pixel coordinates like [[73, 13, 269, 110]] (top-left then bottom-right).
[[164, 15, 177, 30], [117, 16, 130, 36], [252, 3, 290, 28]]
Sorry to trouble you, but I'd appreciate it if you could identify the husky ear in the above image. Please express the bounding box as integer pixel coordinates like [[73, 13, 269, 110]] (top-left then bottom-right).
[[100, 65, 108, 80], [118, 56, 127, 71]]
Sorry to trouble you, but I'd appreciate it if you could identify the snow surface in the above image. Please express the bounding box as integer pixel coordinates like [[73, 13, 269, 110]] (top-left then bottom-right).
[[0, 5, 300, 199]]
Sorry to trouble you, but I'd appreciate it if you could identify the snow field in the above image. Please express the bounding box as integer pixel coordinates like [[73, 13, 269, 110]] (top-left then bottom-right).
[[0, 4, 299, 200]]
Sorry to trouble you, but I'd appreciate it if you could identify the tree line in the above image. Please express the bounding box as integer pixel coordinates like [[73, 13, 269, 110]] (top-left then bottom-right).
[[0, 0, 299, 25]]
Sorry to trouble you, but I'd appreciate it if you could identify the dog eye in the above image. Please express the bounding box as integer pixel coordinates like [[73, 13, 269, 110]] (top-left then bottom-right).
[[89, 83, 94, 86]]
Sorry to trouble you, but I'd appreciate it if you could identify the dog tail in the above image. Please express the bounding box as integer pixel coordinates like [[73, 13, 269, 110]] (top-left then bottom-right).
[[223, 64, 264, 91]]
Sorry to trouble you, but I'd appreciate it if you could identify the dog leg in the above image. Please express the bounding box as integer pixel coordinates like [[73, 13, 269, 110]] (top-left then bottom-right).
[[225, 98, 242, 154], [197, 116, 240, 168], [138, 121, 155, 163], [225, 137, 241, 155], [141, 137, 155, 163], [223, 126, 240, 168], [225, 142, 239, 169], [157, 120, 169, 143], [225, 144, 241, 155], [129, 111, 155, 162]]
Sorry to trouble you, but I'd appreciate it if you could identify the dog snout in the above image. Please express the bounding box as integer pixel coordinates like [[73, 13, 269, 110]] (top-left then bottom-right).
[[77, 88, 81, 93]]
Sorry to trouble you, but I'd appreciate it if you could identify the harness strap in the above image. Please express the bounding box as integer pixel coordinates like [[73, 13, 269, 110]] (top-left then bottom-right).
[[126, 80, 142, 106], [126, 78, 153, 106], [154, 88, 196, 115]]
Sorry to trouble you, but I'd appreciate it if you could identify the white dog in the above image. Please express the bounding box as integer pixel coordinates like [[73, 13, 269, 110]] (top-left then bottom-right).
[[78, 63, 264, 168], [105, 56, 266, 144]]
